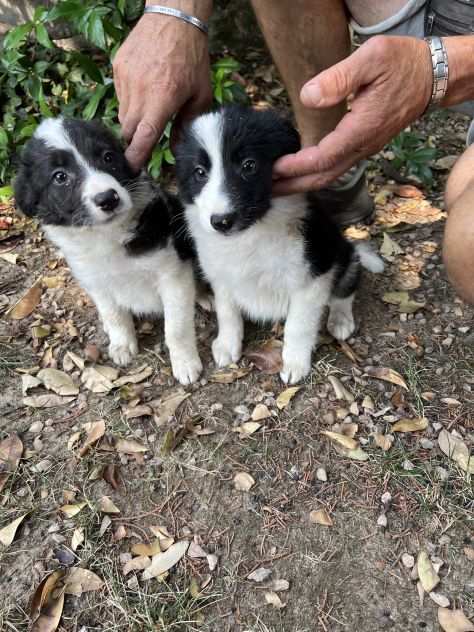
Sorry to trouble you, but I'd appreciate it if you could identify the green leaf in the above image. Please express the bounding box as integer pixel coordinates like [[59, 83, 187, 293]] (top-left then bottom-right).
[[35, 23, 54, 49], [85, 13, 107, 50], [164, 148, 175, 165], [72, 52, 103, 84], [3, 22, 33, 49], [46, 1, 84, 21], [83, 84, 108, 120], [0, 185, 13, 202], [0, 127, 8, 148]]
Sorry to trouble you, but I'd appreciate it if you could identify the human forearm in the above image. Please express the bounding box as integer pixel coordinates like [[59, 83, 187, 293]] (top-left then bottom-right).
[[144, 0, 213, 21], [442, 36, 474, 107]]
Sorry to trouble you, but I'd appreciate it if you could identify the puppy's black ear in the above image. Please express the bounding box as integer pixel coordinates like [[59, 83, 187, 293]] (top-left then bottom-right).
[[13, 162, 38, 217], [272, 117, 301, 158]]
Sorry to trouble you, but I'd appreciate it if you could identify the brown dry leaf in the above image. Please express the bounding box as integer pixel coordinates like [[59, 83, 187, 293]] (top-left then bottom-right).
[[60, 502, 86, 518], [377, 197, 445, 228], [64, 351, 84, 371], [251, 404, 271, 421], [390, 184, 425, 198], [392, 417, 428, 433], [380, 233, 403, 257], [37, 368, 79, 396], [99, 496, 120, 514], [21, 374, 42, 395], [142, 540, 189, 580], [7, 277, 42, 319], [438, 609, 474, 632], [152, 391, 190, 426], [234, 421, 262, 436], [123, 555, 151, 576], [71, 528, 84, 552], [418, 550, 440, 593], [328, 376, 354, 402], [438, 430, 474, 474], [132, 539, 162, 557], [67, 432, 81, 451], [209, 366, 251, 384], [149, 526, 174, 551], [115, 438, 148, 454], [78, 420, 105, 457], [309, 509, 333, 527], [383, 290, 425, 313], [124, 404, 153, 420], [373, 433, 393, 451], [265, 591, 285, 609], [322, 431, 358, 451], [245, 339, 283, 374], [338, 340, 361, 364], [0, 434, 23, 493], [113, 366, 153, 388], [234, 472, 255, 491], [394, 254, 424, 291], [81, 366, 117, 393], [276, 386, 301, 409], [464, 546, 474, 562], [64, 568, 104, 596], [0, 513, 28, 546], [103, 464, 121, 490], [365, 366, 408, 390], [345, 447, 369, 461], [341, 423, 358, 439], [30, 569, 65, 632], [0, 252, 18, 264], [23, 394, 75, 408]]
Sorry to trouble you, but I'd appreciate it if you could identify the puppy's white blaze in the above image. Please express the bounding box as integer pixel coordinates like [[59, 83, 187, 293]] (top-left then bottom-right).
[[190, 111, 232, 232], [35, 118, 90, 173]]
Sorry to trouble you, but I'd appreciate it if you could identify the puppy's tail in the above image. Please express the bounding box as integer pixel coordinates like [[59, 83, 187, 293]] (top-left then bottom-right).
[[355, 242, 384, 274]]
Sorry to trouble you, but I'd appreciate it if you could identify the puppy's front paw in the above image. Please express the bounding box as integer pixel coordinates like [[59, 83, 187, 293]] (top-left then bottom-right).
[[171, 350, 203, 385], [108, 339, 138, 366], [212, 337, 242, 368], [280, 349, 311, 384], [327, 310, 355, 341]]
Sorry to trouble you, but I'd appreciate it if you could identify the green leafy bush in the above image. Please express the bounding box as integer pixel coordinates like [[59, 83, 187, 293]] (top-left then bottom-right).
[[0, 0, 246, 185]]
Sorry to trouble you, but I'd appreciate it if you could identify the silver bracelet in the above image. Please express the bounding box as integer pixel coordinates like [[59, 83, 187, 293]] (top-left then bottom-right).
[[425, 36, 449, 107], [143, 5, 208, 34]]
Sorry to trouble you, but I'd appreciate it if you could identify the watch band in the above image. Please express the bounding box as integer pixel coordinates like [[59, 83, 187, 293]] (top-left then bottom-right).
[[143, 6, 209, 34], [425, 36, 449, 107]]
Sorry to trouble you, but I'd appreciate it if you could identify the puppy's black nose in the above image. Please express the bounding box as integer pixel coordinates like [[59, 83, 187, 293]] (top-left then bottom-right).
[[94, 189, 120, 212], [210, 213, 236, 233]]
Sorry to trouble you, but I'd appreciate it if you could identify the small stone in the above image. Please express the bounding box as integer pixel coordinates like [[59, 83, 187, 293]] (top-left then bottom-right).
[[433, 422, 443, 431], [421, 391, 435, 402], [316, 467, 327, 482], [377, 514, 388, 528], [420, 439, 434, 450], [402, 459, 415, 471], [248, 567, 272, 583], [28, 421, 44, 434], [32, 459, 52, 473], [402, 553, 415, 568], [458, 326, 470, 334]]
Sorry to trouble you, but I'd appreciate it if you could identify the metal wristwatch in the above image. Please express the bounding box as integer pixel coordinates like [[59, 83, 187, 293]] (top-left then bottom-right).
[[425, 36, 449, 107]]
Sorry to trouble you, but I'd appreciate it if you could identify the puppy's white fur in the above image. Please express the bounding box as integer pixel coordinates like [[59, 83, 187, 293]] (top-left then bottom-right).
[[36, 119, 201, 384]]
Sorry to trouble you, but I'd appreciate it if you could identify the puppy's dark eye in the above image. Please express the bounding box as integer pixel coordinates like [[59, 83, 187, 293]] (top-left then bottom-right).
[[103, 151, 114, 164], [194, 166, 207, 182], [53, 171, 68, 185], [242, 159, 257, 176]]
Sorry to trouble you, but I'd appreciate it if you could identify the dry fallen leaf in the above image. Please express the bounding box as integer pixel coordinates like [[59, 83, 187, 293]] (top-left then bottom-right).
[[30, 569, 65, 632], [21, 374, 42, 395], [78, 420, 105, 457], [380, 232, 403, 257], [309, 509, 333, 527], [99, 496, 120, 514], [113, 365, 153, 387], [209, 367, 251, 383], [344, 447, 369, 461], [382, 291, 425, 314], [37, 368, 79, 396], [71, 528, 84, 552], [322, 431, 358, 451], [0, 434, 23, 493], [81, 365, 118, 393], [23, 394, 76, 408], [418, 550, 440, 593], [251, 404, 271, 421], [438, 608, 474, 632], [245, 339, 283, 374], [64, 568, 104, 596], [248, 567, 272, 582], [276, 386, 301, 409], [7, 277, 42, 319], [234, 472, 255, 491], [373, 433, 393, 451], [60, 502, 86, 518], [438, 430, 474, 474], [391, 417, 428, 433], [142, 540, 189, 580], [103, 464, 121, 490], [265, 591, 285, 609], [114, 438, 148, 454], [377, 198, 445, 228], [64, 351, 85, 371], [123, 555, 151, 576], [132, 540, 162, 557], [234, 421, 262, 436], [152, 391, 190, 426], [328, 376, 354, 402], [0, 513, 28, 546], [365, 366, 408, 390]]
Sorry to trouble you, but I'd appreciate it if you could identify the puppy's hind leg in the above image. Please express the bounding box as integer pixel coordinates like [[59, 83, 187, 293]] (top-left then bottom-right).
[[94, 296, 138, 366], [327, 294, 356, 341], [160, 264, 203, 385]]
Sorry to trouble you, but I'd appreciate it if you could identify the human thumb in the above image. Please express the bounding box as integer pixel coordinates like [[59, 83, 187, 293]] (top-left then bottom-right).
[[300, 49, 365, 109]]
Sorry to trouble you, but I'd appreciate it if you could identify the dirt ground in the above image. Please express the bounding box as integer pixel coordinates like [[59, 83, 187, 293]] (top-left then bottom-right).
[[0, 59, 473, 631]]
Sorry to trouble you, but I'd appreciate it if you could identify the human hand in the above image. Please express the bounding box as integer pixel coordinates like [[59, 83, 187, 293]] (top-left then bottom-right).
[[113, 13, 213, 171], [273, 36, 433, 194]]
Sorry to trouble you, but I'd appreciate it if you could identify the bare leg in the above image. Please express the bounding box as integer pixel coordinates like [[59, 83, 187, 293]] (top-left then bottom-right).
[[346, 0, 411, 28], [250, 0, 350, 146], [443, 143, 474, 304]]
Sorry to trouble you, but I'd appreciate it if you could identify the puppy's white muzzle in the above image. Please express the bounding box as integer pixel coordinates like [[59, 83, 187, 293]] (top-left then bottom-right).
[[82, 172, 132, 224]]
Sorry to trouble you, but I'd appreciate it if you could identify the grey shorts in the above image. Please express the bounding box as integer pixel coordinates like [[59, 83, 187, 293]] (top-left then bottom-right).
[[351, 0, 474, 118]]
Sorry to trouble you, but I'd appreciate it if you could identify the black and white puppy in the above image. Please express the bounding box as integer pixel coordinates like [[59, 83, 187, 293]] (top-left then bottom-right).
[[14, 118, 202, 384], [176, 105, 383, 384]]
